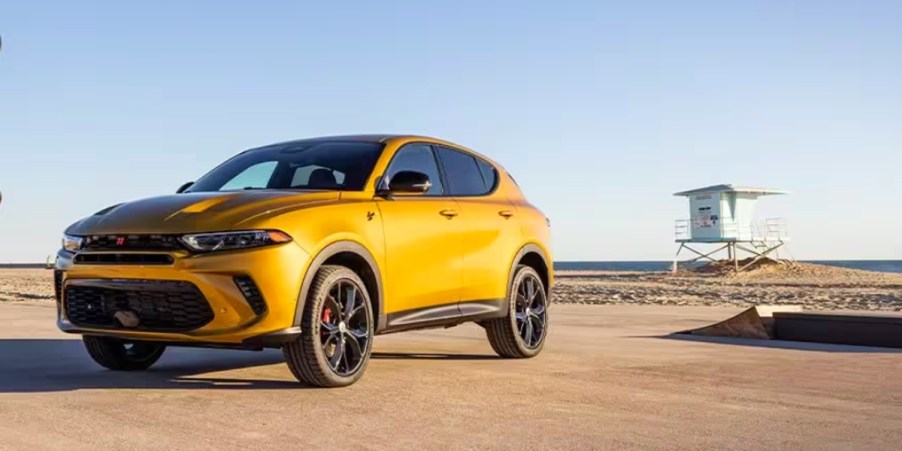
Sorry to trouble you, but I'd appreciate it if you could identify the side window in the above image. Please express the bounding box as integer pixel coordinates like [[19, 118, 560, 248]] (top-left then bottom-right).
[[219, 161, 278, 190], [476, 159, 498, 192], [436, 147, 488, 196], [386, 144, 444, 195]]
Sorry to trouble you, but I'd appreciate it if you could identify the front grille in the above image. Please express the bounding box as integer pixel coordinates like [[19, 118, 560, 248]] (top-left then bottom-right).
[[82, 234, 183, 251], [53, 270, 64, 301], [234, 276, 267, 315], [74, 253, 174, 265], [64, 280, 214, 331]]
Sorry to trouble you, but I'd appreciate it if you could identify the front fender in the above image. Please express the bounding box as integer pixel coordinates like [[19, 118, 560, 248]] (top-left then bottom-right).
[[291, 239, 386, 331]]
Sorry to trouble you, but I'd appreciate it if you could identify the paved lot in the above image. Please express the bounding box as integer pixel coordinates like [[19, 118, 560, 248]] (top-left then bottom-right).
[[1, 301, 901, 450]]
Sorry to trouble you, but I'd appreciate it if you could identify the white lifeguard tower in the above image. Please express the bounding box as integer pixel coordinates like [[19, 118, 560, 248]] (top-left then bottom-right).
[[672, 184, 790, 272]]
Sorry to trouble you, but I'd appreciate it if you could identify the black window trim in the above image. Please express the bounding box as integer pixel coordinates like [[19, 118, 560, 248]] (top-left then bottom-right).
[[475, 155, 500, 194]]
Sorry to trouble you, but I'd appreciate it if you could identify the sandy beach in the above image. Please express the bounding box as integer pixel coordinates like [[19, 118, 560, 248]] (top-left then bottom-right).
[[3, 263, 900, 310], [554, 263, 902, 311]]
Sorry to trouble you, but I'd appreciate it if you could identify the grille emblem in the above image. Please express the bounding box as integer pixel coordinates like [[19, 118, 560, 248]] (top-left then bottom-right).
[[115, 236, 126, 246]]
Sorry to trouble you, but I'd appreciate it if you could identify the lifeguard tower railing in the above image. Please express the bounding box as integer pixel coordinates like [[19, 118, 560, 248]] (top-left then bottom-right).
[[674, 218, 789, 243]]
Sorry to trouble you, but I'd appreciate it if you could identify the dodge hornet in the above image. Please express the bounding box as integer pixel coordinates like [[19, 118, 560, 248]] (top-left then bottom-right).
[[55, 134, 552, 387]]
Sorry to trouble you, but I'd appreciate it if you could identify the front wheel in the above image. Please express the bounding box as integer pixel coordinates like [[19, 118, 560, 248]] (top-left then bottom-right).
[[283, 265, 374, 388], [82, 336, 166, 371], [485, 265, 549, 358]]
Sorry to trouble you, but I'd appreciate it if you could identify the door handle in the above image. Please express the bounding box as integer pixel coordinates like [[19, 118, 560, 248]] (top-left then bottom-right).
[[498, 210, 514, 218], [439, 209, 459, 218]]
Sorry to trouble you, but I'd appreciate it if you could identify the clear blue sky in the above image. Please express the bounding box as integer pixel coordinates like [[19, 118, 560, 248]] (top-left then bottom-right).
[[1, 1, 900, 262]]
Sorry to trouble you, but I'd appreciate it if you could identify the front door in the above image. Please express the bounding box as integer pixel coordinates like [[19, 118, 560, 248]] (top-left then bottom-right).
[[376, 144, 462, 326]]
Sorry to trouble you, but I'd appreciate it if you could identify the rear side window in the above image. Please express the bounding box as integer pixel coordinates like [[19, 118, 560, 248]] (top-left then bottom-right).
[[476, 159, 498, 192], [436, 147, 491, 196]]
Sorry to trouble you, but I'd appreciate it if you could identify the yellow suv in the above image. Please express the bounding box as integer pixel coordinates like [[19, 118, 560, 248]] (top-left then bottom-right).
[[55, 135, 552, 387]]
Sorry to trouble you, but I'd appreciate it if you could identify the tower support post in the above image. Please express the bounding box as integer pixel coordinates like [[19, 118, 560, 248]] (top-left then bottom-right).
[[672, 241, 788, 273]]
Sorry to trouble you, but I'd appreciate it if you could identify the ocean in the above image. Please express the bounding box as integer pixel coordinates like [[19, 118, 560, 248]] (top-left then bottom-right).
[[554, 260, 902, 274]]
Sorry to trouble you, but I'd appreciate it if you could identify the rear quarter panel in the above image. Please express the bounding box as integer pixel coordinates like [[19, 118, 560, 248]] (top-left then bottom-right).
[[501, 172, 554, 289]]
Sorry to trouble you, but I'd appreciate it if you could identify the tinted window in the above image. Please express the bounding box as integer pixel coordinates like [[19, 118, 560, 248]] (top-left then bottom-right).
[[188, 141, 384, 192], [476, 159, 497, 192], [220, 161, 278, 191], [386, 144, 444, 195], [436, 147, 488, 196], [290, 165, 346, 189]]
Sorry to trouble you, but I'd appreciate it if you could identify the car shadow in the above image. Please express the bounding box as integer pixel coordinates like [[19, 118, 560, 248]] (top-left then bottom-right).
[[659, 333, 902, 353], [0, 339, 501, 393], [0, 338, 302, 393], [371, 352, 498, 360]]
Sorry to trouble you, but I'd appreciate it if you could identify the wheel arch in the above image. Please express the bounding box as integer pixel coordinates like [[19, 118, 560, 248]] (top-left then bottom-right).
[[506, 243, 552, 306], [293, 240, 386, 332]]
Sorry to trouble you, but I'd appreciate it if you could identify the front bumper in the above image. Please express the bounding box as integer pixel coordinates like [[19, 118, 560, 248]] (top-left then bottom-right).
[[55, 242, 309, 346]]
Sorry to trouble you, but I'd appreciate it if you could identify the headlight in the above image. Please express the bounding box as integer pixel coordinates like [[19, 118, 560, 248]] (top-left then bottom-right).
[[62, 234, 84, 253], [180, 230, 292, 253]]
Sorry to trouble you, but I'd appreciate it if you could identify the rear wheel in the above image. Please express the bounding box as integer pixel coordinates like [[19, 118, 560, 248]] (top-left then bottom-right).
[[485, 265, 548, 358], [283, 265, 374, 387], [82, 336, 166, 371]]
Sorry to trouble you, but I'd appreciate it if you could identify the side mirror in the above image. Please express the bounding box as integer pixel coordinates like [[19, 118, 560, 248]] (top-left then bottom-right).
[[386, 171, 432, 194], [176, 181, 195, 194]]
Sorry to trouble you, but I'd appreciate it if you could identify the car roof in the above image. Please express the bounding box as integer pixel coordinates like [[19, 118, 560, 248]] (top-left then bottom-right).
[[250, 134, 499, 167], [259, 134, 398, 146], [261, 134, 472, 151]]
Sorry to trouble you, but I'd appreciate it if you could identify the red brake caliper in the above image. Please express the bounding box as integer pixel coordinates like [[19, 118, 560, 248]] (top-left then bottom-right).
[[322, 307, 332, 340]]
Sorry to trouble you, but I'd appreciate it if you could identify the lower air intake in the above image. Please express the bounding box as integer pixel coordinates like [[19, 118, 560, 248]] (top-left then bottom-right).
[[53, 270, 63, 302], [234, 276, 267, 315]]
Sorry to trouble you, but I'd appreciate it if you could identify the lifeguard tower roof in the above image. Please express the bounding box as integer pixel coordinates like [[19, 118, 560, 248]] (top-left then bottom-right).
[[674, 184, 788, 197]]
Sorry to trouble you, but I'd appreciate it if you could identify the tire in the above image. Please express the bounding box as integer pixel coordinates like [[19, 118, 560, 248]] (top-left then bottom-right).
[[82, 336, 166, 371], [283, 265, 374, 388], [485, 265, 549, 358]]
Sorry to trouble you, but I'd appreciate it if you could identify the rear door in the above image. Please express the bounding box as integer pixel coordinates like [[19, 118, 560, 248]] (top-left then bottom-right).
[[435, 146, 520, 314], [375, 144, 463, 322]]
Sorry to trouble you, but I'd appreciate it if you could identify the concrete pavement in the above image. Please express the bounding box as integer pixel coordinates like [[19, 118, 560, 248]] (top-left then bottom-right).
[[1, 301, 900, 450]]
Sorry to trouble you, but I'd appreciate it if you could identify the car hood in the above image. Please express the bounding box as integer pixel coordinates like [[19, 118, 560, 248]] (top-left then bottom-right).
[[66, 191, 341, 235]]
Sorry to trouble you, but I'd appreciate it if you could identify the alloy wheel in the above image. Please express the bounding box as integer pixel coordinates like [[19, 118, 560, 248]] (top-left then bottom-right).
[[319, 280, 370, 376], [514, 274, 547, 348]]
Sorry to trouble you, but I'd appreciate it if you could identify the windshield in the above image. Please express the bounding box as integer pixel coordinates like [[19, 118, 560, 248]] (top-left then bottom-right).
[[187, 141, 385, 192]]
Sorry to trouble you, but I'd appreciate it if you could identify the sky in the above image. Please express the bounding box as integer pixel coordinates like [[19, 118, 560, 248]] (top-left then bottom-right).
[[1, 1, 900, 262]]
